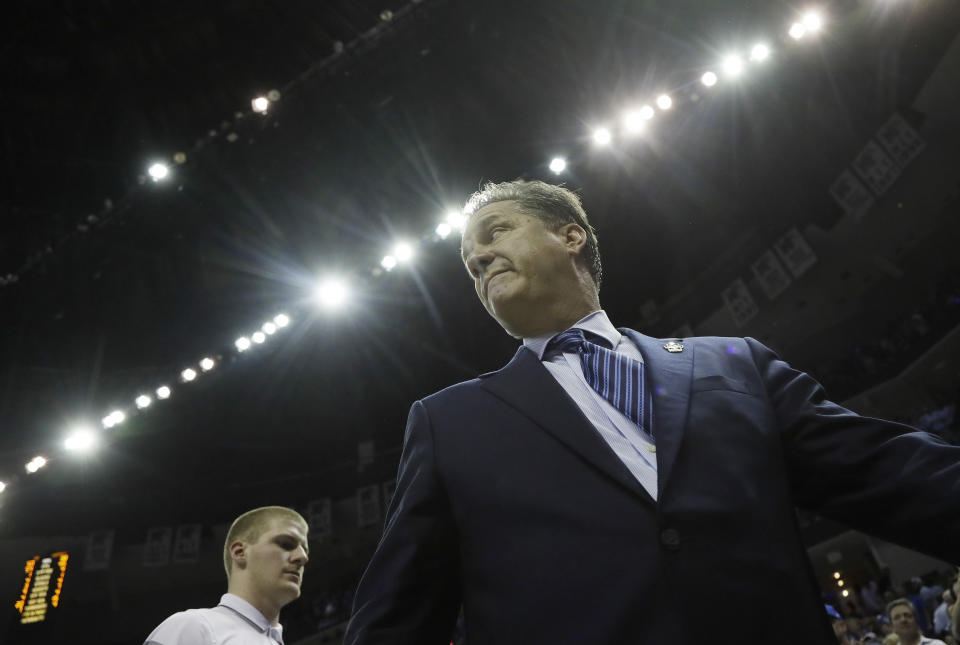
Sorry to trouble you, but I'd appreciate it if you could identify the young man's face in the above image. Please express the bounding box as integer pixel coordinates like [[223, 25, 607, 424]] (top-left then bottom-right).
[[244, 517, 310, 606], [890, 604, 917, 637]]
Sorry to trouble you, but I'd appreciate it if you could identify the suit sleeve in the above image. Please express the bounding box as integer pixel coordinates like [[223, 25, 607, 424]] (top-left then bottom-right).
[[344, 399, 461, 645], [745, 337, 960, 563], [144, 611, 216, 645]]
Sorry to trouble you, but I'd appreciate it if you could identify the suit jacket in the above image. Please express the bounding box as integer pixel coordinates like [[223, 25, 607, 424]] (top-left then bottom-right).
[[345, 332, 960, 644]]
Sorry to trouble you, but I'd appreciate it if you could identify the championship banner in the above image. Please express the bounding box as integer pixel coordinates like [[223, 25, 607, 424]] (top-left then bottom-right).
[[829, 169, 874, 220], [357, 484, 381, 528], [143, 526, 172, 567], [83, 529, 114, 571], [172, 524, 202, 563], [722, 279, 759, 328], [307, 498, 333, 540], [875, 113, 924, 167], [852, 140, 900, 195], [751, 250, 792, 299], [774, 229, 817, 278]]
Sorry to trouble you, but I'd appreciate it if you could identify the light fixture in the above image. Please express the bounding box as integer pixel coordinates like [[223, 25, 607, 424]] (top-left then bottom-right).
[[181, 368, 198, 382], [315, 278, 349, 309], [135, 394, 152, 409], [789, 22, 806, 39], [445, 211, 467, 231], [199, 357, 215, 371], [623, 111, 646, 134], [156, 385, 171, 399], [0, 481, 5, 493], [252, 331, 267, 344], [102, 410, 125, 428], [722, 55, 744, 77], [701, 71, 718, 87], [147, 163, 169, 181], [639, 105, 655, 120], [656, 94, 673, 110], [235, 337, 251, 351], [802, 11, 823, 32], [251, 96, 269, 113], [549, 157, 567, 174], [592, 127, 612, 145], [435, 222, 452, 238], [273, 314, 290, 328], [750, 43, 771, 62], [64, 428, 97, 453], [25, 456, 47, 474], [394, 243, 414, 262], [262, 322, 277, 335], [380, 255, 397, 270]]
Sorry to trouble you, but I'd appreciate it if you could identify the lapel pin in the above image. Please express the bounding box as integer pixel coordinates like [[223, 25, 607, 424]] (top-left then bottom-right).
[[663, 340, 684, 353]]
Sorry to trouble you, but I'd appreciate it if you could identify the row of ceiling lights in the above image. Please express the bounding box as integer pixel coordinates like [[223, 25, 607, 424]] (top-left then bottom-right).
[[0, 6, 834, 495]]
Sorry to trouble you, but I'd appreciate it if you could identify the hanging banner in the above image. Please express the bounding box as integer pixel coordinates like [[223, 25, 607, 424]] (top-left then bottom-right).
[[307, 498, 333, 540], [751, 250, 792, 299], [357, 485, 381, 528], [829, 170, 874, 220], [84, 530, 114, 571], [722, 279, 759, 328], [875, 113, 924, 167], [852, 140, 900, 195], [774, 229, 818, 278], [172, 524, 202, 563], [143, 527, 172, 567]]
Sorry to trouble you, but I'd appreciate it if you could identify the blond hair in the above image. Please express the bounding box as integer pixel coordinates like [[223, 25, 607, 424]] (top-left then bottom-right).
[[223, 506, 307, 579]]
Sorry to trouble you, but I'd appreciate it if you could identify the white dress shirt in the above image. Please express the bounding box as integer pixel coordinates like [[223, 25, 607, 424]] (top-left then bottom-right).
[[524, 310, 659, 500], [144, 593, 284, 645]]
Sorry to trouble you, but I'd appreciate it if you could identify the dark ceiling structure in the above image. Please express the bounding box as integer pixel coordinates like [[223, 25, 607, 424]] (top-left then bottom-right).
[[1, 0, 959, 547]]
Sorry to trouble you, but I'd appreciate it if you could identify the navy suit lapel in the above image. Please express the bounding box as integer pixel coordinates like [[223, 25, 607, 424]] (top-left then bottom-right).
[[480, 346, 653, 504], [621, 329, 693, 496]]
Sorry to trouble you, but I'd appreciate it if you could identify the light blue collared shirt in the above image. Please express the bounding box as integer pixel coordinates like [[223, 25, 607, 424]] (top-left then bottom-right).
[[524, 310, 659, 500], [144, 593, 283, 644]]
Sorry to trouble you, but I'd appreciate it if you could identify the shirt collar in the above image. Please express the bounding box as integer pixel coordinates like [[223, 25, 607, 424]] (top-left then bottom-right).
[[523, 310, 620, 360], [219, 593, 283, 640]]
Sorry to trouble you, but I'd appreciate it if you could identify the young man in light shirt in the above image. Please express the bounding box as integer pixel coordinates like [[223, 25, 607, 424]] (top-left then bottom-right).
[[145, 506, 309, 645]]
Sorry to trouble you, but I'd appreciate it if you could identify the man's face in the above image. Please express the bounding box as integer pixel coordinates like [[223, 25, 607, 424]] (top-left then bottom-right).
[[890, 604, 918, 637], [244, 517, 309, 606], [461, 201, 586, 337], [832, 619, 848, 638]]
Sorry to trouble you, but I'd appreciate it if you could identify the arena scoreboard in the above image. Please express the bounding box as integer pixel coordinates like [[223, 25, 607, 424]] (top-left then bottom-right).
[[14, 552, 69, 625]]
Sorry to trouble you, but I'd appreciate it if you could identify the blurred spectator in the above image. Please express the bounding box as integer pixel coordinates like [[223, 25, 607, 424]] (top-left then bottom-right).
[[935, 587, 956, 638], [887, 597, 948, 645]]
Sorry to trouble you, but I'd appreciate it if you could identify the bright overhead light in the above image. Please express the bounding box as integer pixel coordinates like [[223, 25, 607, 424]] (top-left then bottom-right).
[[273, 313, 290, 328], [701, 71, 718, 87], [102, 410, 125, 428], [435, 222, 452, 238], [25, 456, 47, 474], [445, 210, 467, 231], [639, 105, 655, 120], [135, 394, 152, 409], [722, 55, 744, 77], [251, 96, 269, 113], [148, 163, 169, 181], [381, 255, 397, 271], [65, 428, 97, 453], [789, 22, 806, 39], [802, 11, 823, 32], [262, 321, 277, 335], [549, 157, 567, 174], [181, 368, 198, 382], [750, 43, 771, 62], [393, 242, 414, 262], [199, 357, 215, 371], [0, 481, 5, 493], [592, 127, 612, 145], [315, 277, 349, 309], [623, 110, 646, 134], [656, 94, 673, 110], [252, 331, 267, 344], [236, 336, 251, 351], [156, 385, 171, 399]]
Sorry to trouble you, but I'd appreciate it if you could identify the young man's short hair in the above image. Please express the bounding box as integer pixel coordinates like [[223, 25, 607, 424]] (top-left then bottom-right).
[[223, 506, 307, 579], [886, 597, 915, 619]]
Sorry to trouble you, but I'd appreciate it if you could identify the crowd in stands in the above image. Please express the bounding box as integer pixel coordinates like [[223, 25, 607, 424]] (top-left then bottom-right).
[[818, 273, 960, 402], [825, 569, 960, 645]]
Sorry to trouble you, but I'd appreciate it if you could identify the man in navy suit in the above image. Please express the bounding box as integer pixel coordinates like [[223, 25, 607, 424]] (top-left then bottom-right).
[[344, 180, 960, 644]]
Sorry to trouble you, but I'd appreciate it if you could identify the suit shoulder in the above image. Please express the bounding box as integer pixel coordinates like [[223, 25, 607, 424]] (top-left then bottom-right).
[[421, 377, 484, 405], [144, 608, 215, 645]]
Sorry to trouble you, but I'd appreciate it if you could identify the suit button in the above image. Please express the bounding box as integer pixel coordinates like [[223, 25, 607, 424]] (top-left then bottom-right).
[[660, 528, 680, 551]]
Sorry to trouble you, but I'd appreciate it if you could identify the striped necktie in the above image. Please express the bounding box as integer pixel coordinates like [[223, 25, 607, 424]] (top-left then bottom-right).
[[548, 328, 651, 438]]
